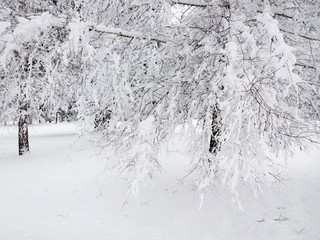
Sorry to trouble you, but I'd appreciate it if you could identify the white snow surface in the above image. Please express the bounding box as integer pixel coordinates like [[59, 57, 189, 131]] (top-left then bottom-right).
[[0, 123, 319, 240]]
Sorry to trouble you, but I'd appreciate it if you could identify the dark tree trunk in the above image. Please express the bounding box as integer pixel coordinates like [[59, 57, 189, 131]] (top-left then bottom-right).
[[18, 105, 29, 155], [56, 112, 59, 123], [18, 57, 30, 156], [209, 105, 221, 155]]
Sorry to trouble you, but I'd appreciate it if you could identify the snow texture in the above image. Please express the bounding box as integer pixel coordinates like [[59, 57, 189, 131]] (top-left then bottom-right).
[[0, 123, 319, 240]]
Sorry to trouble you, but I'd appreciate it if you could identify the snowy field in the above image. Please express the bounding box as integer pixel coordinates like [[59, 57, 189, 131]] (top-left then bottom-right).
[[0, 123, 320, 240]]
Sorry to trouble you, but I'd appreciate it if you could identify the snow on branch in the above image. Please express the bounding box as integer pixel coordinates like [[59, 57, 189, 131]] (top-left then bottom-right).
[[279, 27, 320, 42], [257, 8, 320, 42], [270, 6, 315, 25], [295, 62, 317, 70], [131, 0, 210, 7], [171, 0, 211, 7], [94, 25, 167, 44]]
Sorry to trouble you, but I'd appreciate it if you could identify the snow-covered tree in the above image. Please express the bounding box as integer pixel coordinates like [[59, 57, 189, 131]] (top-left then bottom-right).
[[0, 0, 319, 202], [0, 1, 71, 155], [81, 0, 320, 201]]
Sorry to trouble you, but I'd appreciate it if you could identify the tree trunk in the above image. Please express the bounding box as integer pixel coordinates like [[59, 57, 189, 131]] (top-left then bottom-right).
[[56, 112, 59, 123], [18, 57, 30, 156], [209, 105, 220, 155], [18, 103, 29, 155]]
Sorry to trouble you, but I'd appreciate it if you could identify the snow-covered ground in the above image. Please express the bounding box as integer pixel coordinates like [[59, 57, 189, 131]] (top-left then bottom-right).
[[0, 123, 319, 240]]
